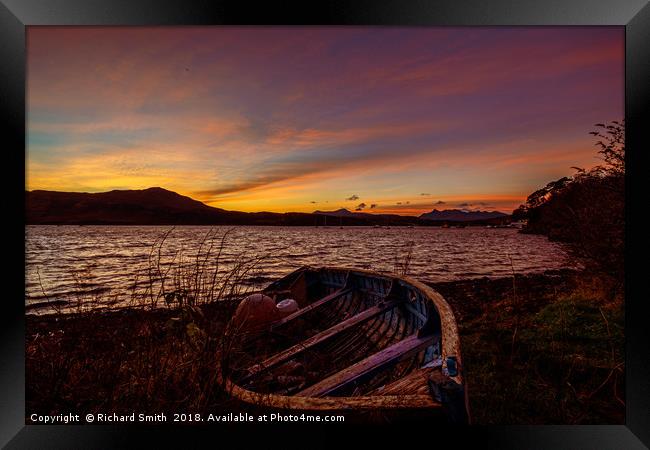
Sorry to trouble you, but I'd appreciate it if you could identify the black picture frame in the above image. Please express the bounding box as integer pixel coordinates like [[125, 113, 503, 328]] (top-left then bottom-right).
[[2, 0, 649, 448]]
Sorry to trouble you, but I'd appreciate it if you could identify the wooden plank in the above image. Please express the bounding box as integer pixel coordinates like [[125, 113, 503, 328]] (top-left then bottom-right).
[[402, 302, 427, 323], [369, 367, 437, 396], [270, 287, 352, 330], [296, 333, 439, 398], [242, 300, 400, 382]]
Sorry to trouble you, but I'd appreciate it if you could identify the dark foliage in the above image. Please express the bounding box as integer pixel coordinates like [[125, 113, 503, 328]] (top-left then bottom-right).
[[515, 120, 624, 284]]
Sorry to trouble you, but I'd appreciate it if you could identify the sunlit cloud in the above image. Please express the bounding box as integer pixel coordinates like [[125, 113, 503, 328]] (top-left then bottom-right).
[[27, 27, 623, 215]]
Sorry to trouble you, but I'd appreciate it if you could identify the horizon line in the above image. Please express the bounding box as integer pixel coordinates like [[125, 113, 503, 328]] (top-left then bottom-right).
[[25, 186, 515, 216]]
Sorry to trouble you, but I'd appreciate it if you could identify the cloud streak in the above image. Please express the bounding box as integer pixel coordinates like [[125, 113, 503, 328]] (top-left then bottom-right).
[[26, 27, 623, 215]]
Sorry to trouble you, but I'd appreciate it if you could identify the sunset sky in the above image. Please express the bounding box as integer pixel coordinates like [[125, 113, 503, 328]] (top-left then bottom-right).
[[26, 27, 623, 215]]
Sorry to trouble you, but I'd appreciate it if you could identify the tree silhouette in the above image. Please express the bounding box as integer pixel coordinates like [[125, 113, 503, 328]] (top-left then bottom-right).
[[516, 120, 625, 286]]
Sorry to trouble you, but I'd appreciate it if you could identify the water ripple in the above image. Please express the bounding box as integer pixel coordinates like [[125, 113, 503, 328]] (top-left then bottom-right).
[[26, 225, 575, 311]]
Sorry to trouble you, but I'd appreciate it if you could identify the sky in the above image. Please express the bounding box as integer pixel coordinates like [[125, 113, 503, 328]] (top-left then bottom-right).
[[26, 27, 624, 215]]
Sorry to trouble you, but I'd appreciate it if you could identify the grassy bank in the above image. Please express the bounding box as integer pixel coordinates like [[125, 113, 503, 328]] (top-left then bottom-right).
[[26, 269, 624, 424], [432, 270, 624, 424], [26, 300, 242, 417]]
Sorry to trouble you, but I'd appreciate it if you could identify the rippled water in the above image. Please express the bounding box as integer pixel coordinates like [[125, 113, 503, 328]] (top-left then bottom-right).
[[25, 225, 574, 312]]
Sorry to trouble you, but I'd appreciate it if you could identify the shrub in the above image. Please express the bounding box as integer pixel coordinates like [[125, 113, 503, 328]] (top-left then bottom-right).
[[516, 120, 625, 285]]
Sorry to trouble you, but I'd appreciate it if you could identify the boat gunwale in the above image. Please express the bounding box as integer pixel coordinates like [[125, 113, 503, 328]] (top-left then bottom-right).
[[219, 265, 464, 411]]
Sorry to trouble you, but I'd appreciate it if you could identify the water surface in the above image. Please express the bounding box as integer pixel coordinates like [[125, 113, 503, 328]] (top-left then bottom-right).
[[26, 225, 574, 312]]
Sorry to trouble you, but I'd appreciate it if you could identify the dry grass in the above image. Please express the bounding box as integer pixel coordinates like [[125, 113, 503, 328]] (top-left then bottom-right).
[[133, 227, 268, 310], [26, 227, 273, 417], [393, 240, 415, 276], [26, 230, 624, 424], [26, 301, 246, 416], [456, 272, 624, 424]]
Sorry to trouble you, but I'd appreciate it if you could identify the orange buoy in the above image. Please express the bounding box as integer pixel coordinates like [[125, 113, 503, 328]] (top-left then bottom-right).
[[231, 293, 282, 331]]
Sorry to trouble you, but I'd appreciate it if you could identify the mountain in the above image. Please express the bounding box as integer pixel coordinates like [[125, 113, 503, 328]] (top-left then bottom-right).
[[25, 188, 395, 226], [313, 208, 424, 225], [26, 187, 231, 225], [26, 188, 510, 226], [419, 209, 508, 222], [313, 208, 360, 217]]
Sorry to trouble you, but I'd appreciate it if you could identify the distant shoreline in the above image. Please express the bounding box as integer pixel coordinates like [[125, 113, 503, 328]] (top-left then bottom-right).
[[26, 222, 516, 227], [26, 187, 511, 227]]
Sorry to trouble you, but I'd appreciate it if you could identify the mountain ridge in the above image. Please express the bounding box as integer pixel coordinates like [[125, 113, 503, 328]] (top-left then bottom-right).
[[419, 208, 508, 221], [26, 188, 511, 226]]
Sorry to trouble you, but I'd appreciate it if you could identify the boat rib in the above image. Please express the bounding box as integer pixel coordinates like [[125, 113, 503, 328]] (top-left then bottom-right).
[[241, 299, 401, 382], [296, 332, 440, 398], [270, 287, 352, 330]]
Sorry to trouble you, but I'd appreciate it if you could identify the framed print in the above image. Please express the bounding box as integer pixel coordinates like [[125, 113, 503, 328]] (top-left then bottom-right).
[[1, 0, 649, 448]]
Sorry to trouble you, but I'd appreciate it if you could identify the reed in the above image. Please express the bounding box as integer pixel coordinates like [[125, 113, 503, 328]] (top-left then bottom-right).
[[392, 240, 415, 276], [26, 227, 275, 416], [26, 231, 624, 424], [137, 227, 268, 311]]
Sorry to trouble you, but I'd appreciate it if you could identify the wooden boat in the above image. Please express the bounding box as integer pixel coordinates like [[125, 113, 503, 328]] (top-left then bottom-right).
[[220, 266, 470, 423]]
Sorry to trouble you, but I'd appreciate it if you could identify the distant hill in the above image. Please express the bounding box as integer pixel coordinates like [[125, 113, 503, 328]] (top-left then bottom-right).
[[313, 208, 407, 221], [26, 188, 510, 226], [313, 208, 362, 217], [26, 188, 385, 225], [419, 209, 508, 222], [28, 188, 224, 225]]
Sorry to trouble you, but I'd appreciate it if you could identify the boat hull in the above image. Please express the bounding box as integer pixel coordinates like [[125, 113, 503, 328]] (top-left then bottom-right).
[[219, 266, 469, 421]]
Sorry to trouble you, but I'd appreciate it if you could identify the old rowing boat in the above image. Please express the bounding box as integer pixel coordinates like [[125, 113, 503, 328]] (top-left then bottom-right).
[[219, 266, 470, 423]]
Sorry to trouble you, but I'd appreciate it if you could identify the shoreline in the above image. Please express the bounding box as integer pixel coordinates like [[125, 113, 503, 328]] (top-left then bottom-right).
[[26, 268, 623, 424], [25, 268, 578, 316]]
